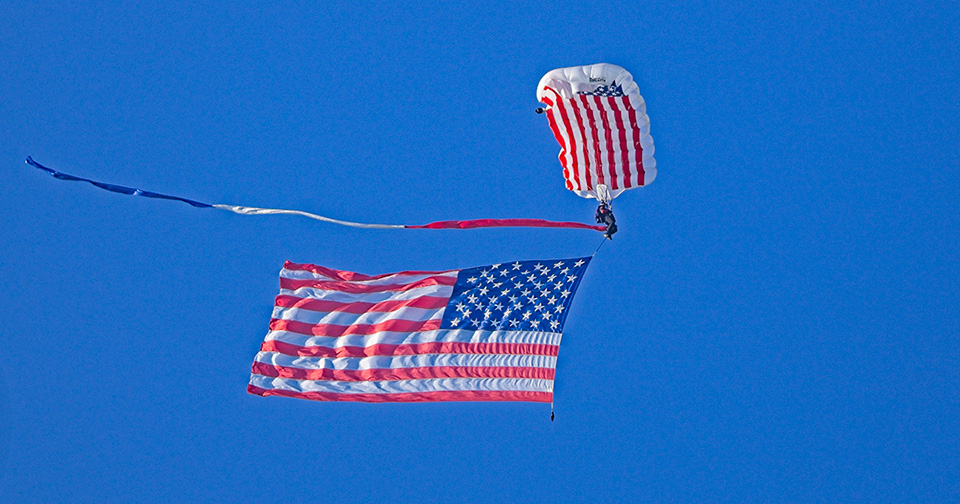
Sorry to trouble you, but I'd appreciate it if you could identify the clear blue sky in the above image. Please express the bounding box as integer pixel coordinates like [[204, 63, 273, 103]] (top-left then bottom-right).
[[2, 1, 958, 502]]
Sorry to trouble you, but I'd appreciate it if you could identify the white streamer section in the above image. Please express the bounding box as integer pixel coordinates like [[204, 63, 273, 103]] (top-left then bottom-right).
[[213, 204, 405, 229], [249, 374, 553, 395]]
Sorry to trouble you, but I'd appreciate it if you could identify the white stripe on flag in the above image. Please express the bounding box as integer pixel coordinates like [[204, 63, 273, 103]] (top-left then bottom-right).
[[572, 96, 594, 189], [249, 374, 553, 395], [560, 97, 590, 191], [586, 96, 611, 188], [271, 305, 444, 326], [263, 328, 563, 349], [599, 96, 627, 189], [254, 352, 558, 371], [612, 97, 636, 188], [278, 284, 454, 303], [280, 269, 457, 285]]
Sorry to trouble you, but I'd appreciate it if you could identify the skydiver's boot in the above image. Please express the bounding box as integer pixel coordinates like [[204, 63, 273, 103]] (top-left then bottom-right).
[[603, 221, 618, 240]]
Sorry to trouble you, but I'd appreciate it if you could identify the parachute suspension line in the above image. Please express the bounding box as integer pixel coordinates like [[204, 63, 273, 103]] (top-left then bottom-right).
[[592, 235, 607, 256], [595, 184, 613, 204]]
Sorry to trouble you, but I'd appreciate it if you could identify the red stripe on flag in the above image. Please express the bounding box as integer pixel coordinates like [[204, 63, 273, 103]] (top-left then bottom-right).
[[260, 339, 560, 358], [543, 87, 575, 191], [609, 96, 632, 188], [274, 294, 449, 314], [569, 97, 593, 191], [540, 90, 554, 107], [268, 317, 442, 337], [280, 275, 456, 293], [593, 95, 619, 190], [579, 94, 604, 187], [247, 385, 553, 403], [251, 361, 555, 382], [553, 95, 582, 191], [625, 98, 646, 186], [545, 110, 573, 190]]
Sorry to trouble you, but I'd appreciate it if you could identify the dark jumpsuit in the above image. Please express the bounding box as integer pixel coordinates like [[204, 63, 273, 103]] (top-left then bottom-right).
[[595, 203, 618, 238]]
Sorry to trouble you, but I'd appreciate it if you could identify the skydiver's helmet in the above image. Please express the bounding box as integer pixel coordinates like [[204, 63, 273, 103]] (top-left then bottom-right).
[[595, 202, 611, 223]]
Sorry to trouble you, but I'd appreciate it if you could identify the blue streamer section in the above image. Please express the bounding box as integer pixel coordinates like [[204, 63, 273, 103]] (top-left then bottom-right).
[[26, 156, 213, 208]]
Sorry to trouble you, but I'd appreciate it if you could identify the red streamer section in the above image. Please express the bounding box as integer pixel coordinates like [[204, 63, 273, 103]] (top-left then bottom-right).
[[405, 218, 605, 231]]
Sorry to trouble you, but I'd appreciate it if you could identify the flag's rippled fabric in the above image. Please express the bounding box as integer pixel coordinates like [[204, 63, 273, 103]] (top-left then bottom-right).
[[248, 257, 591, 403]]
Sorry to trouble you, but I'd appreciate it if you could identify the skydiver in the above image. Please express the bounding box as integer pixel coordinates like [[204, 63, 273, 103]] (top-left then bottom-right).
[[595, 202, 617, 239]]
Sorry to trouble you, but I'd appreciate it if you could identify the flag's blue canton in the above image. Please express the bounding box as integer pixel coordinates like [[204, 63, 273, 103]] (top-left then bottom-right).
[[577, 81, 624, 97], [440, 257, 591, 333]]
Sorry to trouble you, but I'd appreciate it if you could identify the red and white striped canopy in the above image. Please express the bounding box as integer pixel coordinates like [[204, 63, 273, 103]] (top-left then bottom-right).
[[537, 63, 656, 201]]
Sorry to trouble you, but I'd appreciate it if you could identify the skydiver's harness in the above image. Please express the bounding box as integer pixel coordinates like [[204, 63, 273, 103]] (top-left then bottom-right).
[[595, 201, 617, 239]]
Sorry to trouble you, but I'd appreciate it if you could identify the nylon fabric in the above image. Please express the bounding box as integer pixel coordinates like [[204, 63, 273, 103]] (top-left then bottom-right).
[[536, 63, 657, 200]]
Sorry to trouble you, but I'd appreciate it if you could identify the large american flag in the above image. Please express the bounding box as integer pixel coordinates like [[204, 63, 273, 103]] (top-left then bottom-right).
[[247, 257, 591, 403]]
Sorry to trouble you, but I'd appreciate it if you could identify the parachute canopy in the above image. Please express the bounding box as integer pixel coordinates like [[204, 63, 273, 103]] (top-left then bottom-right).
[[537, 63, 656, 201]]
